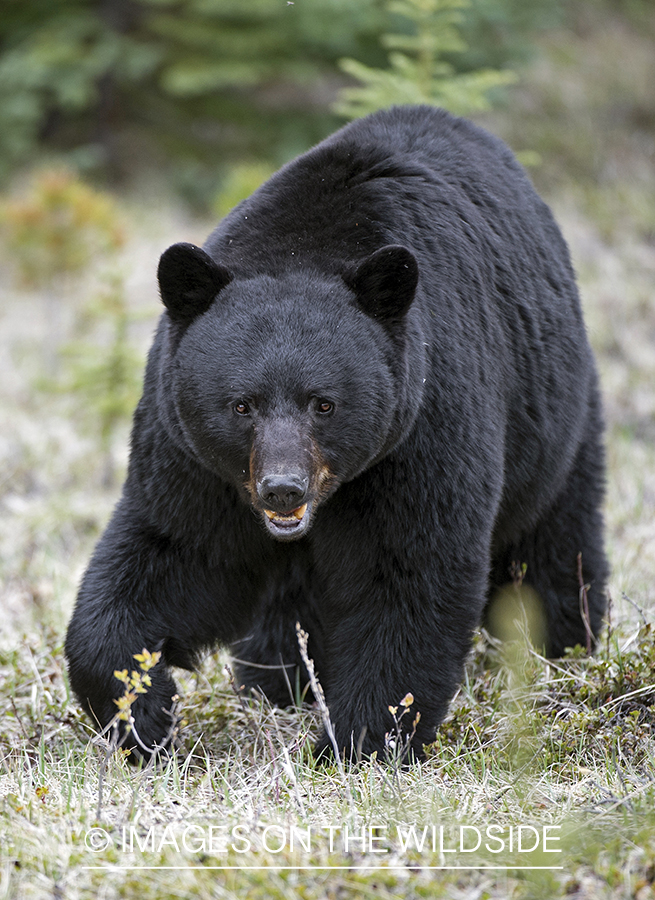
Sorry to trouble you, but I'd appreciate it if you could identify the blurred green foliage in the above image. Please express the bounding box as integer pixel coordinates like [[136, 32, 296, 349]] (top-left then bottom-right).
[[55, 271, 144, 485], [0, 0, 567, 196], [334, 0, 516, 120], [0, 169, 140, 482], [212, 160, 277, 219], [0, 168, 125, 286], [0, 0, 386, 187]]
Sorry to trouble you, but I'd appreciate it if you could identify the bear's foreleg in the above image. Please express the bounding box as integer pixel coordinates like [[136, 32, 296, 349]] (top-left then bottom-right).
[[65, 500, 261, 759]]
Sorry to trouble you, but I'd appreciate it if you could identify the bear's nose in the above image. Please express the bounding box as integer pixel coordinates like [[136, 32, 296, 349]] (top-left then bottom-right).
[[258, 474, 309, 513]]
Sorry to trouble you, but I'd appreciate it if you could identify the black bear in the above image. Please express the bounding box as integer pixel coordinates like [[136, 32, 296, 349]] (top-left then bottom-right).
[[65, 105, 608, 762]]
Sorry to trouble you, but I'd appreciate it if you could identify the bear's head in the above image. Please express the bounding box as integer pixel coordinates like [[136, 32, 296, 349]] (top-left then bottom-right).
[[157, 242, 420, 541]]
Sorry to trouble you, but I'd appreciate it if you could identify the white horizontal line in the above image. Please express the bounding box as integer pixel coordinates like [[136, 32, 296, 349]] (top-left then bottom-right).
[[82, 865, 564, 871]]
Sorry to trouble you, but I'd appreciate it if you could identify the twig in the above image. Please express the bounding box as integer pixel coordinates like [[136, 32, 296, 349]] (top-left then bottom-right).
[[295, 622, 354, 807], [577, 552, 593, 655], [384, 697, 421, 797], [621, 592, 649, 627], [9, 698, 31, 743], [604, 684, 655, 707], [264, 728, 280, 804], [280, 651, 297, 707], [605, 590, 613, 658], [230, 656, 296, 671]]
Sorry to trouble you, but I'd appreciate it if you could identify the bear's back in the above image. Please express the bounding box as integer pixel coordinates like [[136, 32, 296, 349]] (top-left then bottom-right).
[[204, 107, 568, 297]]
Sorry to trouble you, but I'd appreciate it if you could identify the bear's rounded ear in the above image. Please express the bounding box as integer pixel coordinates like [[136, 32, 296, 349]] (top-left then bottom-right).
[[157, 242, 232, 324], [344, 245, 418, 322]]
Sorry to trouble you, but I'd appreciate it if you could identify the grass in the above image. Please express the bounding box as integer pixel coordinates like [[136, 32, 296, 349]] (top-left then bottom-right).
[[2, 615, 655, 897], [2, 8, 655, 898]]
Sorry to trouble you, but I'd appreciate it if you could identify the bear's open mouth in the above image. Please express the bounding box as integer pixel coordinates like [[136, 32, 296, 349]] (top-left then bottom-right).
[[261, 503, 311, 540]]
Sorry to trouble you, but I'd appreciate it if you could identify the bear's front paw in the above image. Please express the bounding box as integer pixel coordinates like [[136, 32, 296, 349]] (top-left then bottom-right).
[[118, 693, 182, 764], [91, 675, 182, 764]]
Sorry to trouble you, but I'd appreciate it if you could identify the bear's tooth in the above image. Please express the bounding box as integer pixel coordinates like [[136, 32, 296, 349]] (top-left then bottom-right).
[[293, 504, 308, 520], [264, 510, 276, 519]]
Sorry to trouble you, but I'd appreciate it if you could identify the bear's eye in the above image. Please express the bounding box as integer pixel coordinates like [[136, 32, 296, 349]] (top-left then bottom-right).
[[315, 399, 335, 416], [233, 401, 250, 416]]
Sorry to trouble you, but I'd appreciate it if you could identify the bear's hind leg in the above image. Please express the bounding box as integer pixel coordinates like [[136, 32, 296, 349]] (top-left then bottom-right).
[[488, 431, 608, 656]]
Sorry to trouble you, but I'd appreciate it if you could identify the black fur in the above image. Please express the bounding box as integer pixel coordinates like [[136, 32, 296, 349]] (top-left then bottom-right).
[[65, 106, 608, 762]]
